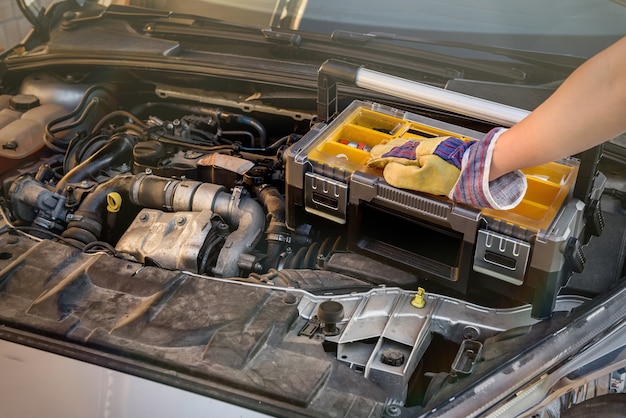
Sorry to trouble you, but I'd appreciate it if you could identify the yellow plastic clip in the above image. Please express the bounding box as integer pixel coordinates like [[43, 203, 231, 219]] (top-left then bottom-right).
[[411, 287, 426, 308], [106, 192, 123, 213]]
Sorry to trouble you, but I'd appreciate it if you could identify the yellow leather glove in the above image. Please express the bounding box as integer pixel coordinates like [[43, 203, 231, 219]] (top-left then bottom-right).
[[367, 128, 527, 210], [368, 136, 468, 196]]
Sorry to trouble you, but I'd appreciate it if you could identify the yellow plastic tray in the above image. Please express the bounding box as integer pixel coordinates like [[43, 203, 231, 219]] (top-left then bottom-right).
[[482, 160, 578, 232], [311, 107, 469, 169]]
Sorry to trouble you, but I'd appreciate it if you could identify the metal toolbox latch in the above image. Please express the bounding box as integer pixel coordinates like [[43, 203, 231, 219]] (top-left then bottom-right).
[[304, 172, 349, 224], [474, 229, 531, 285]]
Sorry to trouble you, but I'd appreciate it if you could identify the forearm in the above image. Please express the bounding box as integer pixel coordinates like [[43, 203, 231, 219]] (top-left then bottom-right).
[[489, 36, 626, 180]]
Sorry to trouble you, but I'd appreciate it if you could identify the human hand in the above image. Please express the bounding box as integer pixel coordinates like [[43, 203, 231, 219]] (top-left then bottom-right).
[[367, 128, 527, 210]]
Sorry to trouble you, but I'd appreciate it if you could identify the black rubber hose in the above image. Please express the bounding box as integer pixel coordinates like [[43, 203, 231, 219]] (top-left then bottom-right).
[[258, 186, 285, 223], [232, 114, 267, 147], [239, 134, 296, 155], [55, 133, 137, 194], [257, 186, 289, 270], [44, 85, 116, 149], [61, 175, 133, 247]]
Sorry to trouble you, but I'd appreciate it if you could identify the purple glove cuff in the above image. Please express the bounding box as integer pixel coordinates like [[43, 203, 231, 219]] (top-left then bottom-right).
[[449, 128, 527, 210], [381, 140, 419, 160], [433, 137, 473, 169]]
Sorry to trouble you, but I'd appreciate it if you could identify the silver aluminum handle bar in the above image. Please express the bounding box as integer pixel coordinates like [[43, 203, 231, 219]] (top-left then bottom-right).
[[317, 59, 530, 127]]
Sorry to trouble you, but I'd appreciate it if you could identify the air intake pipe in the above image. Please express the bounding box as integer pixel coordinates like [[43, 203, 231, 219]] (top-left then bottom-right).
[[62, 175, 133, 246]]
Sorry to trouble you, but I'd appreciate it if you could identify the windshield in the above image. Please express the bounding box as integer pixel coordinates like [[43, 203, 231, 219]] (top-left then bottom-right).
[[109, 0, 625, 58]]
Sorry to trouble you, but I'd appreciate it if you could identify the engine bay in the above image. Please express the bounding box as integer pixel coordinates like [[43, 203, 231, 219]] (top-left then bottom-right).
[[0, 68, 622, 415]]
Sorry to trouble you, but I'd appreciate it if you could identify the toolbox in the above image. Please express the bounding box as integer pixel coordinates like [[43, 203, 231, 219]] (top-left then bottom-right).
[[285, 100, 593, 318]]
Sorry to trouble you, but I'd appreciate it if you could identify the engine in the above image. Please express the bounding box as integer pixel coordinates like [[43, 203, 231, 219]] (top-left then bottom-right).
[[1, 76, 336, 281]]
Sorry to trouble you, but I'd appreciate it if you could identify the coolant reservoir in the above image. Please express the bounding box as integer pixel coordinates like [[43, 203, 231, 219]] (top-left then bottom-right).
[[0, 94, 26, 130], [0, 94, 67, 159]]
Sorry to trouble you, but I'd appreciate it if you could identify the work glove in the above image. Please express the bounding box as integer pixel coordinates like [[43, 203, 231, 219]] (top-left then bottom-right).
[[367, 128, 527, 210]]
